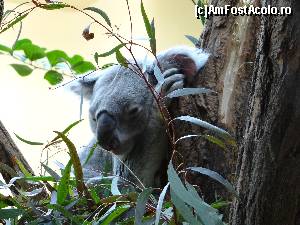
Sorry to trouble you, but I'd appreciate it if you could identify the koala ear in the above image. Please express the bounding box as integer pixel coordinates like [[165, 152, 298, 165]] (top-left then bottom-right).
[[68, 73, 100, 99], [156, 46, 210, 78]]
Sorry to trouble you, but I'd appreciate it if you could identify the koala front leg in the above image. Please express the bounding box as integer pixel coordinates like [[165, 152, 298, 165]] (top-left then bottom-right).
[[159, 68, 184, 106]]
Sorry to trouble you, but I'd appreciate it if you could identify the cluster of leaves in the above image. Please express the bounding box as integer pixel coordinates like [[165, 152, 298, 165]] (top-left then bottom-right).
[[0, 39, 96, 85], [0, 1, 237, 224], [0, 121, 235, 225]]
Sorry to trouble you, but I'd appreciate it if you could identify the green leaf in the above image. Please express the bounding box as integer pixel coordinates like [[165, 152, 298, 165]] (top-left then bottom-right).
[[135, 188, 153, 224], [0, 208, 23, 219], [94, 52, 99, 65], [101, 205, 131, 225], [150, 19, 156, 55], [210, 200, 231, 209], [48, 204, 81, 224], [170, 189, 200, 225], [155, 183, 169, 225], [14, 158, 32, 177], [0, 44, 12, 53], [41, 163, 61, 181], [72, 61, 96, 74], [46, 50, 69, 66], [14, 133, 43, 145], [45, 120, 83, 149], [166, 88, 215, 98], [101, 63, 116, 69], [188, 167, 238, 197], [203, 135, 226, 149], [54, 131, 86, 196], [84, 7, 112, 27], [39, 3, 68, 10], [14, 39, 46, 61], [24, 176, 55, 182], [185, 35, 199, 46], [174, 116, 232, 139], [116, 49, 127, 67], [57, 160, 72, 205], [0, 13, 29, 34], [96, 44, 126, 58], [68, 54, 84, 66], [13, 39, 32, 50], [141, 1, 156, 54], [10, 64, 33, 77], [44, 70, 63, 85], [197, 0, 206, 25], [168, 162, 224, 225]]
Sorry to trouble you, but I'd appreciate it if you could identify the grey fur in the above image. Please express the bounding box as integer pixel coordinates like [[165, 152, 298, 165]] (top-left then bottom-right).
[[69, 46, 209, 188]]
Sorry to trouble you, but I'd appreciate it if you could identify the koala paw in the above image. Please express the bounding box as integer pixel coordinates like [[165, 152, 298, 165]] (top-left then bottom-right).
[[161, 68, 184, 96]]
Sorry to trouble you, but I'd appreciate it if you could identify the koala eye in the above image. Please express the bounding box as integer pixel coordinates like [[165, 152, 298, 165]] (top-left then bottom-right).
[[126, 104, 142, 117]]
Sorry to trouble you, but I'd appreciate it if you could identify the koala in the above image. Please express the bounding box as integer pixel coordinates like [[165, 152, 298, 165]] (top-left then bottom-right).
[[70, 46, 209, 188]]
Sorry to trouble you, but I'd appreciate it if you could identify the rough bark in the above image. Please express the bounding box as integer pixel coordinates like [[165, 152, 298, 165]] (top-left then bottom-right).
[[174, 0, 299, 224], [0, 120, 34, 183], [0, 0, 3, 24]]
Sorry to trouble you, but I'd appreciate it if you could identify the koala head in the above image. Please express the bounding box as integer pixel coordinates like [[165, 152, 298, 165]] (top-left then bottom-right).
[[70, 46, 209, 156]]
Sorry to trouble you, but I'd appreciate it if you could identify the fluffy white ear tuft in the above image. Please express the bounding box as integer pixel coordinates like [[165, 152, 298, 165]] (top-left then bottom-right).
[[155, 46, 210, 82], [67, 72, 100, 99]]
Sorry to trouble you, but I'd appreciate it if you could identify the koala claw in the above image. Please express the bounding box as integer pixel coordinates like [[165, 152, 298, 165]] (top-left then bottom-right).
[[161, 71, 184, 97]]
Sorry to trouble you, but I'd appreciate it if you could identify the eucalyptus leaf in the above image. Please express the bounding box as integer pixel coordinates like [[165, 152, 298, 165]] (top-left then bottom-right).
[[101, 205, 130, 225], [135, 188, 153, 225], [174, 116, 231, 139], [0, 13, 29, 34], [41, 163, 61, 181], [166, 88, 215, 98], [57, 160, 72, 205], [141, 1, 156, 54], [185, 35, 199, 46], [155, 183, 169, 225], [96, 44, 125, 57], [14, 133, 43, 145], [187, 167, 238, 197], [84, 7, 112, 27], [116, 49, 127, 67], [0, 44, 12, 53]]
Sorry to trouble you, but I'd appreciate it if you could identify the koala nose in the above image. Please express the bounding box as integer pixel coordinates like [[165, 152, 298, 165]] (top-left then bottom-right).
[[96, 111, 116, 141]]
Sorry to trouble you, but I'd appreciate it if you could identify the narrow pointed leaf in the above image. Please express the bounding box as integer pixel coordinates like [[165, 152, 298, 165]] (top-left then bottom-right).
[[188, 167, 237, 197], [166, 88, 215, 98], [0, 13, 29, 34], [96, 44, 125, 57], [41, 163, 61, 181], [155, 183, 169, 225], [14, 133, 43, 145], [57, 160, 72, 205], [84, 7, 111, 27], [135, 188, 153, 224], [174, 116, 231, 138], [116, 49, 127, 67], [0, 44, 12, 53], [54, 131, 86, 196], [185, 35, 199, 46]]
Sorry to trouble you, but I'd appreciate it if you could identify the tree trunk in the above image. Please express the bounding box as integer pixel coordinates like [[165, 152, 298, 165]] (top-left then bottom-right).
[[0, 120, 34, 183], [174, 0, 300, 224]]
